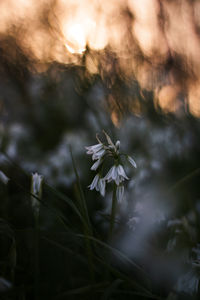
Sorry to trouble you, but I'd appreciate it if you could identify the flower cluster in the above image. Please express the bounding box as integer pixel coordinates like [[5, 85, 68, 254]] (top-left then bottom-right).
[[86, 131, 136, 202]]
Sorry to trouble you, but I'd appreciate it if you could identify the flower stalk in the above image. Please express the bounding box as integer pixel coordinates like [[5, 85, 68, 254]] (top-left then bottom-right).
[[109, 183, 118, 239]]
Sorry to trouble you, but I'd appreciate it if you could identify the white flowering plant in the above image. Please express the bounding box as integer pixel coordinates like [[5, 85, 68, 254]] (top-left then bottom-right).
[[86, 131, 136, 202], [86, 131, 136, 237]]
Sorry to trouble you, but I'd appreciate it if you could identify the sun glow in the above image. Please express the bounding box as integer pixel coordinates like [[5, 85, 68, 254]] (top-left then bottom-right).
[[64, 23, 87, 54], [1, 0, 200, 117]]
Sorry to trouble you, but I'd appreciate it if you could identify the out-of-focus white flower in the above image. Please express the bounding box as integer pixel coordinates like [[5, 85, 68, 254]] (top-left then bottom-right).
[[31, 173, 43, 196], [127, 216, 140, 231], [166, 237, 177, 252], [154, 209, 166, 223], [176, 269, 199, 295], [0, 171, 9, 185], [31, 172, 43, 215], [116, 184, 124, 203], [88, 174, 106, 196], [104, 164, 129, 185], [167, 219, 182, 228], [127, 156, 137, 168]]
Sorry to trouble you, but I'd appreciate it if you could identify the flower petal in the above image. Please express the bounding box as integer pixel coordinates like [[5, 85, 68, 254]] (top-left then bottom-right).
[[88, 174, 99, 190], [0, 171, 9, 185], [111, 165, 118, 180], [115, 140, 120, 151], [32, 173, 43, 195], [91, 159, 102, 171], [116, 185, 124, 203], [104, 166, 114, 181], [98, 179, 106, 197], [86, 143, 103, 155], [127, 156, 137, 168], [117, 165, 129, 180], [92, 149, 105, 160]]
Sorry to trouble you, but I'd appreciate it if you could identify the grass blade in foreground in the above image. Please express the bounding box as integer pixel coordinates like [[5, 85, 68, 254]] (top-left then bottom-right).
[[69, 145, 95, 282]]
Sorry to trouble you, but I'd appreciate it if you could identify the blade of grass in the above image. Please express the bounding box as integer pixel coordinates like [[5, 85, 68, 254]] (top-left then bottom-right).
[[2, 150, 88, 230], [69, 145, 95, 282], [113, 289, 164, 300], [94, 253, 156, 299], [69, 145, 92, 234], [42, 236, 89, 266], [44, 183, 90, 230], [169, 167, 200, 192], [101, 279, 123, 300], [55, 282, 108, 299], [70, 233, 154, 296], [76, 234, 150, 281]]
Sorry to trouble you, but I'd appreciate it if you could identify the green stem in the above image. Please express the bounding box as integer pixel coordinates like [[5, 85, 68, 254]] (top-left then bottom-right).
[[109, 183, 117, 240], [105, 183, 117, 281], [34, 212, 40, 300]]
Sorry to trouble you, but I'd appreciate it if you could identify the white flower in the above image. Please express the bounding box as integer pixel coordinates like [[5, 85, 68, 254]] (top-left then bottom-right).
[[117, 165, 129, 180], [104, 164, 129, 185], [86, 132, 137, 200], [88, 174, 100, 190], [88, 174, 106, 197], [166, 237, 177, 252], [31, 173, 43, 196], [167, 219, 182, 228], [116, 184, 124, 203], [127, 216, 140, 231], [98, 178, 106, 196], [85, 143, 104, 155], [0, 171, 9, 185], [91, 158, 102, 171], [92, 149, 106, 161], [104, 165, 117, 182], [127, 156, 137, 168], [176, 269, 199, 295], [31, 172, 43, 215]]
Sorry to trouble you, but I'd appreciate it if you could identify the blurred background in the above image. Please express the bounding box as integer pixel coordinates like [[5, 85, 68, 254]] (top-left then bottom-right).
[[1, 0, 200, 299]]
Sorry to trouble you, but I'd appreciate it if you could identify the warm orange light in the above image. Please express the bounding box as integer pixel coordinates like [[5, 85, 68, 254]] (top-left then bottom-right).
[[188, 82, 200, 118], [1, 0, 200, 118], [64, 23, 86, 54]]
